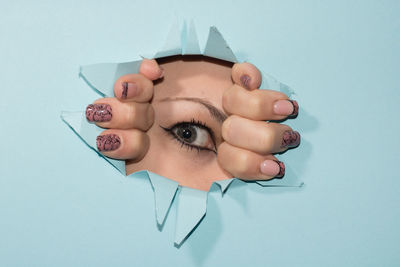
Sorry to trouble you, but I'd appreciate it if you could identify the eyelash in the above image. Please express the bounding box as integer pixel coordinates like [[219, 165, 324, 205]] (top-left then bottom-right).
[[160, 118, 217, 155]]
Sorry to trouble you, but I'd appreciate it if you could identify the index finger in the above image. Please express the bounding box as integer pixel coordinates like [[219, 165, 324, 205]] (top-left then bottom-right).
[[114, 73, 154, 102], [113, 59, 164, 102], [231, 62, 262, 90], [139, 58, 164, 81]]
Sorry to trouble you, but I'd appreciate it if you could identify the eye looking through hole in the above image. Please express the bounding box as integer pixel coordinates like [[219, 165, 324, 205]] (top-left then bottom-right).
[[160, 118, 217, 154]]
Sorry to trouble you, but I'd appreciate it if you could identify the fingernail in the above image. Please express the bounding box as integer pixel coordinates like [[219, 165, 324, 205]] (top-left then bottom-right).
[[260, 160, 285, 177], [289, 100, 299, 116], [86, 104, 112, 122], [159, 66, 165, 78], [121, 82, 138, 99], [240, 74, 251, 89], [273, 99, 299, 116], [281, 130, 301, 148], [96, 134, 121, 152]]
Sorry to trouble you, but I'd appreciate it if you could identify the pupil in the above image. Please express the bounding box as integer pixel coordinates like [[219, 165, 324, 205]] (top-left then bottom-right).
[[177, 125, 197, 143], [182, 129, 192, 139]]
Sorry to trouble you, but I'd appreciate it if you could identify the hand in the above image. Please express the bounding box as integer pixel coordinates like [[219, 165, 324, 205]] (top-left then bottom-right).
[[217, 62, 300, 180], [85, 59, 164, 164]]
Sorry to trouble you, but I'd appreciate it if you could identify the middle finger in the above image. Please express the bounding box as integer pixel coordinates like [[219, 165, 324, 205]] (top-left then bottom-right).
[[221, 115, 300, 155]]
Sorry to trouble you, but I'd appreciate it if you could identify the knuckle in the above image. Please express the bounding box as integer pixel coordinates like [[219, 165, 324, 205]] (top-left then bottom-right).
[[249, 95, 264, 118], [234, 151, 252, 176], [131, 132, 149, 160], [217, 143, 225, 160], [126, 103, 137, 123], [222, 115, 241, 142], [221, 116, 233, 141], [260, 127, 275, 152], [137, 131, 149, 148], [146, 104, 155, 128], [144, 84, 154, 100], [142, 75, 154, 88], [217, 142, 229, 156], [136, 75, 153, 101], [217, 143, 254, 178], [217, 142, 232, 161], [217, 142, 229, 167], [221, 121, 229, 141], [131, 130, 143, 148]]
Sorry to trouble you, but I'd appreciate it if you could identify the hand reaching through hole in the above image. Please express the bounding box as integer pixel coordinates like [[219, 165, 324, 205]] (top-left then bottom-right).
[[218, 62, 300, 180], [85, 59, 163, 161]]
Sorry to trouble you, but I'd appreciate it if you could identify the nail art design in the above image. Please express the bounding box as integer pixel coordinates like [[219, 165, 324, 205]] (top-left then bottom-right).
[[240, 74, 251, 89], [96, 134, 121, 152], [86, 104, 112, 122], [274, 160, 285, 177], [289, 100, 299, 116], [281, 130, 301, 148], [122, 82, 129, 99]]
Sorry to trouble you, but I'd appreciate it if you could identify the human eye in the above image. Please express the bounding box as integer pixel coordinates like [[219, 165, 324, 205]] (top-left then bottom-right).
[[160, 118, 217, 154]]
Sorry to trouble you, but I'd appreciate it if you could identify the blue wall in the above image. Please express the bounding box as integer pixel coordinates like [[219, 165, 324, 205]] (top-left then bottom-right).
[[1, 0, 399, 266]]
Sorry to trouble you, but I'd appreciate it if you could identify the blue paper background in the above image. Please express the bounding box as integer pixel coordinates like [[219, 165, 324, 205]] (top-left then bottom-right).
[[1, 0, 400, 266]]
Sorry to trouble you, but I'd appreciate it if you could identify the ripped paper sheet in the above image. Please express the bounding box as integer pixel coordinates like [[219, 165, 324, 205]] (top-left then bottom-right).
[[62, 22, 302, 247]]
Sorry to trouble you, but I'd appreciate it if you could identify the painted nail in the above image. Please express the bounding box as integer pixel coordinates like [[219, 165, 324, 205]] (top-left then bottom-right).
[[273, 100, 293, 116], [86, 104, 112, 122], [121, 82, 138, 99], [240, 74, 251, 89], [274, 160, 285, 177], [260, 160, 285, 177], [281, 130, 301, 148], [96, 134, 121, 152], [288, 100, 299, 116]]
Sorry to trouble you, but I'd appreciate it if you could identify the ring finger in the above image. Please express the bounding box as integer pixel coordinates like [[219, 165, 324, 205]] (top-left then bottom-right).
[[96, 129, 150, 161], [217, 142, 285, 180]]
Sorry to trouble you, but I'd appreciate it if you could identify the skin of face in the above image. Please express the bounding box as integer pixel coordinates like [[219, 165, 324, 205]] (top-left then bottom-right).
[[125, 56, 234, 191]]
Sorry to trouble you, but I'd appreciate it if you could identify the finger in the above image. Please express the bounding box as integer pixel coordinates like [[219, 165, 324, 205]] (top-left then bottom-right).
[[139, 58, 164, 81], [114, 73, 154, 102], [222, 115, 300, 155], [231, 62, 262, 90], [222, 84, 299, 120], [217, 142, 285, 180], [86, 98, 154, 131], [96, 129, 149, 161]]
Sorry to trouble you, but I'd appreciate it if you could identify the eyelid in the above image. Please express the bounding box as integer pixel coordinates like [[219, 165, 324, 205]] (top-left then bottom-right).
[[158, 97, 228, 124]]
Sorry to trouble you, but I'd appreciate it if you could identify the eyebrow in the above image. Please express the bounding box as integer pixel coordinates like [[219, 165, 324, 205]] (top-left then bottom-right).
[[158, 96, 228, 124]]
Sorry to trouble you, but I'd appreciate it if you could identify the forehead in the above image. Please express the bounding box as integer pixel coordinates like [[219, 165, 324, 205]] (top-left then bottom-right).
[[153, 56, 233, 101]]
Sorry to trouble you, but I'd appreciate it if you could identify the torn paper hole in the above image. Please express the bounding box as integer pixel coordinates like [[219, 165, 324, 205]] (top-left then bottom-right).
[[62, 21, 302, 247]]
